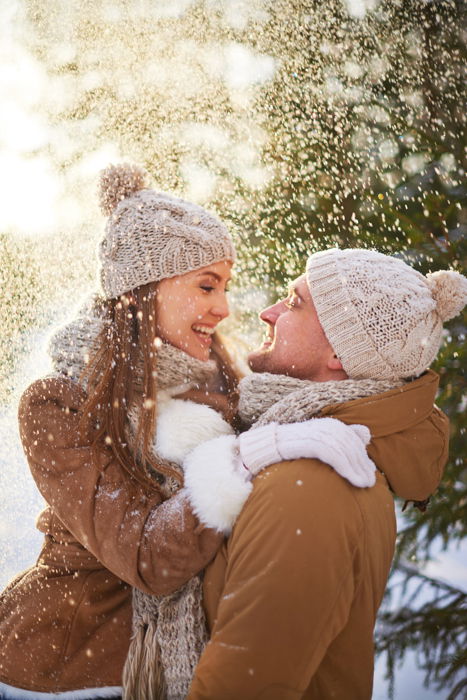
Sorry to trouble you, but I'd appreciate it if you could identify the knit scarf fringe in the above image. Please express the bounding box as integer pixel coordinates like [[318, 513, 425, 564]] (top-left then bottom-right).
[[123, 576, 208, 700], [122, 621, 166, 700]]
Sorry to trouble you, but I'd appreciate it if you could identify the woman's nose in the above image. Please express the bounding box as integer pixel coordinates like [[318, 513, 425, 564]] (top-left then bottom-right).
[[211, 291, 230, 319]]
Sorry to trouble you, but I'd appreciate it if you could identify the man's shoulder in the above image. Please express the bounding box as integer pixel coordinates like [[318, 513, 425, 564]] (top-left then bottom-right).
[[228, 458, 395, 573], [321, 370, 442, 436]]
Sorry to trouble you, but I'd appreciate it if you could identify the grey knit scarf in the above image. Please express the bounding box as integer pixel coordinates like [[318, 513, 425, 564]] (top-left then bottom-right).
[[238, 372, 404, 428], [121, 355, 219, 700]]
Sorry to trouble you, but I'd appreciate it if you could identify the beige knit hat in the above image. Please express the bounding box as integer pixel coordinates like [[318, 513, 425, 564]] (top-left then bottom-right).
[[97, 163, 235, 298], [306, 248, 467, 380]]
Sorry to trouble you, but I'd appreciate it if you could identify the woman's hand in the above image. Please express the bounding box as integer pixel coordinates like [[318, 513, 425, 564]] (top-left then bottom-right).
[[155, 396, 234, 465]]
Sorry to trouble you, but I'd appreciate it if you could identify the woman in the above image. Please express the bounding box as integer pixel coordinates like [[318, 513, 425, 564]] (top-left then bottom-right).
[[0, 164, 375, 699]]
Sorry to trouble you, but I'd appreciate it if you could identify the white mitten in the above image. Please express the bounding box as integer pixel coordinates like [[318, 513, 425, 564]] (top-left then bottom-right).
[[155, 395, 234, 465], [183, 435, 252, 534], [239, 417, 376, 488]]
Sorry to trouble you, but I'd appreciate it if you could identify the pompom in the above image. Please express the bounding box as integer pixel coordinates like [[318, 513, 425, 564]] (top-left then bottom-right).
[[98, 163, 148, 215], [426, 269, 467, 322]]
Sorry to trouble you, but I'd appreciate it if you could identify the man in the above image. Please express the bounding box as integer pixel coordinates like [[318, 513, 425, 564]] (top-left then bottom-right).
[[187, 248, 467, 700]]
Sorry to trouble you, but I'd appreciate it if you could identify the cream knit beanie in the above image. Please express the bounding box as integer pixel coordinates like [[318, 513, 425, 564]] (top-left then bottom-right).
[[98, 163, 235, 298], [306, 248, 467, 380]]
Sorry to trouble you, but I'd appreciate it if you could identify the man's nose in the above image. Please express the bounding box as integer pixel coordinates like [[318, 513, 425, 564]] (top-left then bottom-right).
[[260, 299, 285, 324]]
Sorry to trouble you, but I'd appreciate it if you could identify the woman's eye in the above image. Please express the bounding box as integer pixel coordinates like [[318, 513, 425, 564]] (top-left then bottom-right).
[[200, 285, 215, 292]]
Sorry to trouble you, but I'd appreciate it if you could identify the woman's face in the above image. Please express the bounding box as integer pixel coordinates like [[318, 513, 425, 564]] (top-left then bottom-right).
[[156, 260, 232, 361]]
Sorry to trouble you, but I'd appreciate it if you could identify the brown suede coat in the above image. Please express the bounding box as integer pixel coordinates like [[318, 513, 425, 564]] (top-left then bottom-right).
[[187, 371, 449, 700], [0, 376, 223, 693]]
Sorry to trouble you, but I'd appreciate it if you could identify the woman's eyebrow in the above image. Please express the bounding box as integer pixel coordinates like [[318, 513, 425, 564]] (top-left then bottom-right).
[[196, 271, 221, 281], [196, 271, 232, 283]]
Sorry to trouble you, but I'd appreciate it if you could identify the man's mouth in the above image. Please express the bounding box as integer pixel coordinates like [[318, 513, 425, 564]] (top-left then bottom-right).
[[192, 324, 216, 346], [260, 330, 274, 350]]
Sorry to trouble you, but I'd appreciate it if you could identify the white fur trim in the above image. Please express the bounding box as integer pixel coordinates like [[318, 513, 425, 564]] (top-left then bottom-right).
[[155, 397, 234, 465], [183, 435, 252, 534], [0, 681, 121, 699]]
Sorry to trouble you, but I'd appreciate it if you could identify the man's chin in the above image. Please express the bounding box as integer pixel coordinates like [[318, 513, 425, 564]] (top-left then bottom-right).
[[247, 348, 268, 373], [247, 347, 282, 374]]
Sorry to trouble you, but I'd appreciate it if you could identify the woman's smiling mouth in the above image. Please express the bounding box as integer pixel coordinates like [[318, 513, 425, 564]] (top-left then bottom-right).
[[192, 324, 216, 346]]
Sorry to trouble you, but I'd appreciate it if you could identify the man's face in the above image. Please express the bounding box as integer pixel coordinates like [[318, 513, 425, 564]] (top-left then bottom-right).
[[248, 275, 343, 381]]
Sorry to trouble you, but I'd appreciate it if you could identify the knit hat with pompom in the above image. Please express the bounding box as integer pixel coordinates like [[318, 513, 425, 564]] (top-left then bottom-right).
[[98, 163, 235, 298], [306, 248, 467, 380]]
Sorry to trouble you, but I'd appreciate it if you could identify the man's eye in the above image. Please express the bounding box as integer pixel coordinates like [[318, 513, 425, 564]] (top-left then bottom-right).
[[285, 297, 297, 309]]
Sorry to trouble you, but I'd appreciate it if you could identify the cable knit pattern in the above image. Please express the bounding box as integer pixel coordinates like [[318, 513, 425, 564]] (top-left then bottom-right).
[[306, 248, 467, 380]]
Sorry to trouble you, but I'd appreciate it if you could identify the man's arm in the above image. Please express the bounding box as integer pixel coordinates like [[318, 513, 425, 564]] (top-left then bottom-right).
[[188, 459, 364, 700]]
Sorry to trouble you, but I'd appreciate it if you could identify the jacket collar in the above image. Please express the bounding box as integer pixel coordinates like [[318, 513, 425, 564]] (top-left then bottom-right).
[[322, 370, 440, 438]]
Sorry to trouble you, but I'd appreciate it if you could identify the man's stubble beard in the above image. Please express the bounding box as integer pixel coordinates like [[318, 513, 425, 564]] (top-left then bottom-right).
[[247, 347, 291, 376], [247, 348, 273, 374]]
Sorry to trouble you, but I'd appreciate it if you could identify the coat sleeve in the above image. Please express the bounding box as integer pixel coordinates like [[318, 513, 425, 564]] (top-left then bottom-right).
[[187, 459, 364, 700], [18, 376, 223, 596]]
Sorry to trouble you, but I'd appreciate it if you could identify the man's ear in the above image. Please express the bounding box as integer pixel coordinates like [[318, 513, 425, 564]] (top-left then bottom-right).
[[328, 354, 344, 371]]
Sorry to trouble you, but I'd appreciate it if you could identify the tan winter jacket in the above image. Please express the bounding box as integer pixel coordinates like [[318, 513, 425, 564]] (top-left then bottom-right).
[[187, 370, 449, 700], [0, 376, 223, 694]]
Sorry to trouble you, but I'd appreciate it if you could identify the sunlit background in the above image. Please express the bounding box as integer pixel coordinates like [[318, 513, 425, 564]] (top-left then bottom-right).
[[1, 1, 466, 698]]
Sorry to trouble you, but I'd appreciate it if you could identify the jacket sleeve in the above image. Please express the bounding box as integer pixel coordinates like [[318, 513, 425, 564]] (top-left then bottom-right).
[[18, 376, 223, 596], [187, 459, 364, 700]]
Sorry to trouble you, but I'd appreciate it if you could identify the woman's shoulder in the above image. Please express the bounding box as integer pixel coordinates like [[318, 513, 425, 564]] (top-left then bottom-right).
[[19, 373, 87, 416], [17, 374, 91, 458]]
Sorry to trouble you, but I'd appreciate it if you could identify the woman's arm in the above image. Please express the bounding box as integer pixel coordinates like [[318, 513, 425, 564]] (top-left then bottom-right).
[[182, 418, 376, 534], [18, 376, 223, 596]]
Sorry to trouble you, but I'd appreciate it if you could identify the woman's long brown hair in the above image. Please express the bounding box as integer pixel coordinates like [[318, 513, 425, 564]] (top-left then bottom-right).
[[79, 282, 240, 493]]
